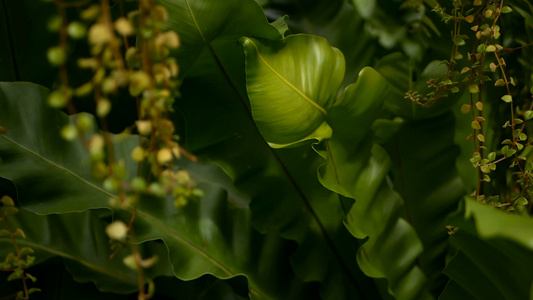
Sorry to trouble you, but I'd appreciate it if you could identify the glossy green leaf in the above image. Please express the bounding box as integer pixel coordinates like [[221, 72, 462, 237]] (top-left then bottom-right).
[[341, 144, 430, 299], [177, 97, 379, 298], [312, 69, 432, 299], [163, 3, 380, 297], [242, 35, 344, 147], [0, 82, 112, 213], [0, 82, 313, 299]]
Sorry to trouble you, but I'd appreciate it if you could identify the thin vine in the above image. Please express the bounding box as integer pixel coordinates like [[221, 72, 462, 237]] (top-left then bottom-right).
[[408, 0, 533, 214]]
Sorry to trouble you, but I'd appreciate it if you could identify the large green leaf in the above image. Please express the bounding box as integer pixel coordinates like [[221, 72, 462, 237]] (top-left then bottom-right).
[[441, 199, 533, 299], [375, 52, 466, 295], [162, 2, 381, 298], [241, 31, 431, 298], [242, 35, 344, 147], [0, 82, 313, 299], [160, 0, 283, 76], [374, 60, 468, 292], [0, 82, 112, 213], [317, 68, 433, 299]]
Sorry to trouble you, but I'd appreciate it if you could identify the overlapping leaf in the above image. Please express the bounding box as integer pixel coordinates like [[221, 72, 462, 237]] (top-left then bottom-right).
[[0, 83, 111, 213], [382, 113, 465, 295], [161, 1, 380, 298], [441, 199, 533, 299], [0, 82, 312, 299], [374, 52, 467, 295], [242, 33, 433, 298]]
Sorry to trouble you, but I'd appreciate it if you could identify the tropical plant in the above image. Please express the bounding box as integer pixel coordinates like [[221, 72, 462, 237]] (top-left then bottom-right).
[[2, 0, 533, 299]]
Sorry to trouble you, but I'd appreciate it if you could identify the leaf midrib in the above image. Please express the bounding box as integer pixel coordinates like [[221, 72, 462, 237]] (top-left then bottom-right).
[[0, 134, 234, 271], [1, 132, 268, 298], [243, 37, 328, 117], [183, 1, 362, 295], [0, 135, 115, 199]]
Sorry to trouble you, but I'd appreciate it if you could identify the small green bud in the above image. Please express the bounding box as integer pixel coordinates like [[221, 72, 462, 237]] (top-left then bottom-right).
[[96, 98, 111, 117], [105, 220, 128, 240], [156, 148, 173, 165], [47, 90, 68, 108], [88, 23, 112, 45], [67, 21, 86, 39], [135, 120, 152, 135], [0, 195, 15, 206], [47, 46, 66, 66], [76, 113, 93, 132], [123, 254, 137, 270], [60, 124, 78, 141], [148, 183, 165, 197], [80, 5, 99, 20], [174, 196, 187, 208], [115, 17, 134, 36], [131, 146, 145, 162], [74, 82, 93, 97], [91, 161, 107, 178], [129, 71, 151, 96], [131, 177, 147, 191], [103, 177, 119, 192], [176, 170, 190, 185]]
